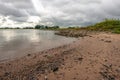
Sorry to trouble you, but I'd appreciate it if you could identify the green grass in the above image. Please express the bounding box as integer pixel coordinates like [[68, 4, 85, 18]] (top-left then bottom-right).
[[84, 19, 120, 33], [112, 28, 120, 34]]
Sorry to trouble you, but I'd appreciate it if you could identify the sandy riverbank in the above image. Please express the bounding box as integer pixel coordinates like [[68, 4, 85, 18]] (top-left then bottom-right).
[[0, 32, 120, 80]]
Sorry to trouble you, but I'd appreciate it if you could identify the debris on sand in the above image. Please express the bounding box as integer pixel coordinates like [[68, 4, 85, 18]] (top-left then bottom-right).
[[99, 64, 117, 80], [55, 30, 89, 38], [105, 40, 112, 43]]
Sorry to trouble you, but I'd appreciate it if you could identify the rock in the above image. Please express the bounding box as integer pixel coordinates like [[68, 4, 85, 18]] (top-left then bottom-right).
[[100, 71, 115, 80], [27, 76, 38, 80], [100, 64, 116, 80], [103, 64, 112, 69], [105, 40, 112, 43], [4, 72, 10, 77], [27, 54, 31, 56], [101, 39, 104, 41], [45, 76, 48, 80], [104, 60, 108, 62], [89, 35, 93, 37], [78, 57, 83, 61], [52, 66, 59, 72], [108, 76, 115, 80], [74, 57, 83, 62], [0, 77, 3, 80], [116, 68, 120, 73]]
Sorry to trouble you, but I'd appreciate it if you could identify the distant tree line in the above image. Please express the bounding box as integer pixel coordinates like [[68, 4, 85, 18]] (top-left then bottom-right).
[[35, 25, 60, 29], [0, 27, 21, 29], [0, 25, 60, 30], [23, 27, 34, 29]]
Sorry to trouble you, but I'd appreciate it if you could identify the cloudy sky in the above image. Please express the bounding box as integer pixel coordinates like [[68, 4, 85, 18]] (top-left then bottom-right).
[[0, 0, 119, 27]]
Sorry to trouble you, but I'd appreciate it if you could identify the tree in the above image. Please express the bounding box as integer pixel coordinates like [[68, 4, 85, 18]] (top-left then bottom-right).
[[53, 26, 59, 29], [45, 26, 48, 29], [35, 25, 45, 29]]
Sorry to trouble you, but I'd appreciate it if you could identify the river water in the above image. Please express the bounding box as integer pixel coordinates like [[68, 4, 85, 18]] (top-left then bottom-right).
[[0, 29, 76, 61]]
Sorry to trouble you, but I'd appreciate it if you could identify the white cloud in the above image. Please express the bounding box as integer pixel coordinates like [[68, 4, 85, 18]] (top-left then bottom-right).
[[27, 16, 41, 23], [0, 0, 120, 27]]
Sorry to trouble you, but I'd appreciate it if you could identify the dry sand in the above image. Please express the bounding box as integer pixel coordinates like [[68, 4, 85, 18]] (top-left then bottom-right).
[[0, 32, 120, 80]]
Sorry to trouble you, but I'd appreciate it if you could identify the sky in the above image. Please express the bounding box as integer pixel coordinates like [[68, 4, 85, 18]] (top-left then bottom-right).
[[0, 0, 119, 27]]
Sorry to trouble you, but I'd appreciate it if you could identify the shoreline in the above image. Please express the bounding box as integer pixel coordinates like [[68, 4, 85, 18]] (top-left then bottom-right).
[[0, 32, 120, 80]]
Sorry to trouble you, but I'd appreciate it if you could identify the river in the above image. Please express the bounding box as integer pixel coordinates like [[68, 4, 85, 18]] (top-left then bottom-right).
[[0, 29, 76, 61]]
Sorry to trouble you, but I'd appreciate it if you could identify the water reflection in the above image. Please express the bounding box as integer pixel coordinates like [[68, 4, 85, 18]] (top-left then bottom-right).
[[0, 30, 76, 61], [1, 30, 15, 42], [29, 30, 41, 42]]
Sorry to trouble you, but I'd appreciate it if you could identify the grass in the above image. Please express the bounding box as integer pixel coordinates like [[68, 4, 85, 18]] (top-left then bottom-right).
[[85, 19, 120, 33]]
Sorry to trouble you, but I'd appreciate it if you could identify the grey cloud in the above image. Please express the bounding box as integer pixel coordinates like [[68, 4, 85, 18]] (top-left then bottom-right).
[[0, 0, 33, 9], [0, 0, 120, 27], [9, 16, 28, 22], [0, 0, 35, 22], [0, 3, 28, 17]]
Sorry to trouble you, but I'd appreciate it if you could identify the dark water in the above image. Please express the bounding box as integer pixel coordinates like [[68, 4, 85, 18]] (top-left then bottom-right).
[[0, 29, 76, 61]]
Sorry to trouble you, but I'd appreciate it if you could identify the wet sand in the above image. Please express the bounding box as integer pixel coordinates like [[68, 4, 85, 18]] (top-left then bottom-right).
[[0, 32, 120, 80]]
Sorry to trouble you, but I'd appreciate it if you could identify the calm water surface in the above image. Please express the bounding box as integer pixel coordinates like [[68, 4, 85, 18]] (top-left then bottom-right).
[[0, 29, 76, 61]]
